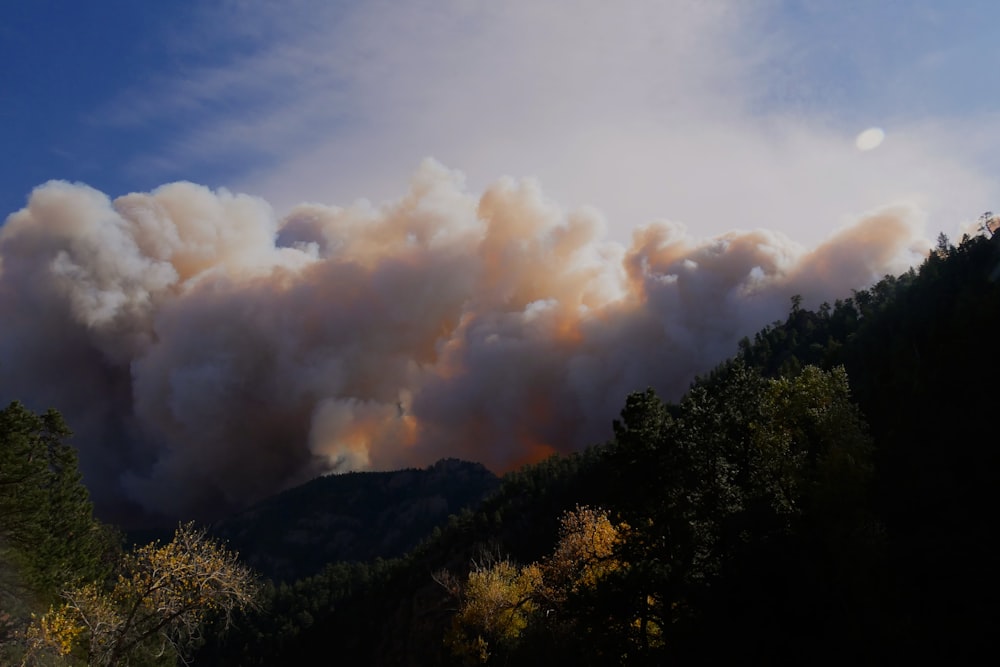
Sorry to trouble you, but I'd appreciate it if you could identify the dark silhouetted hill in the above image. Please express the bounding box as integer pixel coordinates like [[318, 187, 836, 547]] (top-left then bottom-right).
[[210, 458, 499, 582]]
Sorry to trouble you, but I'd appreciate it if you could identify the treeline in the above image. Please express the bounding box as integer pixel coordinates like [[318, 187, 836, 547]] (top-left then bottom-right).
[[200, 232, 1000, 665]]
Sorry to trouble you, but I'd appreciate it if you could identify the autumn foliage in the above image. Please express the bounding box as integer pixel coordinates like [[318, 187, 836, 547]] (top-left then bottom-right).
[[444, 506, 630, 664], [25, 523, 258, 666]]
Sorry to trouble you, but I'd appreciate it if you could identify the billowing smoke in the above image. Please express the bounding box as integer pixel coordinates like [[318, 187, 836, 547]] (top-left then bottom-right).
[[0, 160, 928, 522]]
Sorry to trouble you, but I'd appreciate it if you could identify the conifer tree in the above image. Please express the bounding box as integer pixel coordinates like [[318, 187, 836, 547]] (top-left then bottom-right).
[[1, 401, 113, 662], [1, 402, 109, 602]]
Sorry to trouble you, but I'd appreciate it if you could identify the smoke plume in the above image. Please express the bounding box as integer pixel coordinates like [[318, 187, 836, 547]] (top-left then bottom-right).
[[0, 160, 928, 521]]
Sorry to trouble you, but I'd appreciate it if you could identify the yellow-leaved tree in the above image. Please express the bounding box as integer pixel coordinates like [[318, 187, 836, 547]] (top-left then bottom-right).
[[538, 505, 622, 605], [24, 523, 258, 667], [444, 557, 542, 664], [444, 506, 630, 665]]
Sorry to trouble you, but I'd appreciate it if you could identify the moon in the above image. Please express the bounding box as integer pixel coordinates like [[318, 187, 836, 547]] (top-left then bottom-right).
[[855, 127, 885, 151]]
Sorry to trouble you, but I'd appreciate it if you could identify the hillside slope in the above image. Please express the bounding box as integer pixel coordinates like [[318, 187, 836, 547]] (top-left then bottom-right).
[[199, 233, 1000, 666], [211, 458, 499, 582]]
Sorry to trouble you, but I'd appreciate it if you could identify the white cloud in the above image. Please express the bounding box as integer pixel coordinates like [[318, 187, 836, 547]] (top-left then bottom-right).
[[92, 0, 1000, 247]]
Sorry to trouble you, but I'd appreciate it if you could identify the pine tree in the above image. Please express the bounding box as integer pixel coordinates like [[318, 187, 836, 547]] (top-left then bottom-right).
[[1, 401, 114, 663]]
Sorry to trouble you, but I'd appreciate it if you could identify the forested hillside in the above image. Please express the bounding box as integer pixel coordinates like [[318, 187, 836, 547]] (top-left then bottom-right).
[[210, 459, 499, 582], [198, 232, 1000, 665], [3, 232, 998, 665], [738, 231, 1000, 659]]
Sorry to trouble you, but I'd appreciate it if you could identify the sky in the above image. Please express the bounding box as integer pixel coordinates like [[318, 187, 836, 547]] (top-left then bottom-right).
[[4, 0, 999, 243], [2, 0, 999, 523]]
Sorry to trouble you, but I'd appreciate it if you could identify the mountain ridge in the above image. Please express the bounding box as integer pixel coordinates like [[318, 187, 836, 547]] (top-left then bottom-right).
[[210, 458, 499, 582]]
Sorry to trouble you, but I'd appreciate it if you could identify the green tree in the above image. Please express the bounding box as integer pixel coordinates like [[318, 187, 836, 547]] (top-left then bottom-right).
[[1, 401, 113, 663], [601, 364, 882, 662]]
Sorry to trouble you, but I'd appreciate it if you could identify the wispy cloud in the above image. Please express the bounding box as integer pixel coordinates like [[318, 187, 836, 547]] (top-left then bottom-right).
[[81, 1, 1000, 246]]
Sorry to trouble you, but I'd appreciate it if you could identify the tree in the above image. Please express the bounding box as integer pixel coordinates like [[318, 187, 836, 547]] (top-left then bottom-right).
[[978, 211, 997, 237], [1, 402, 107, 596], [598, 364, 884, 661], [935, 232, 952, 256], [538, 506, 621, 605], [759, 366, 873, 513], [444, 556, 541, 665], [443, 506, 630, 665], [25, 523, 259, 667], [1, 401, 113, 664]]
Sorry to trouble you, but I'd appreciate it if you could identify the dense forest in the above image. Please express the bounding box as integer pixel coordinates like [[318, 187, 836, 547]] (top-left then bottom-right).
[[2, 230, 998, 665]]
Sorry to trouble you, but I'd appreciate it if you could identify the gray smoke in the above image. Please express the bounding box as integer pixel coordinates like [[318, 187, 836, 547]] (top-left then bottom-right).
[[0, 160, 928, 521]]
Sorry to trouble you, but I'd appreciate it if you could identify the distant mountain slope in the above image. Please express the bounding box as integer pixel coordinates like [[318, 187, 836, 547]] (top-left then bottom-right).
[[210, 458, 499, 581]]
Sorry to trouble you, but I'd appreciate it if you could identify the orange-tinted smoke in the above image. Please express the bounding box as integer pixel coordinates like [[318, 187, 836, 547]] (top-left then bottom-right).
[[0, 160, 929, 520]]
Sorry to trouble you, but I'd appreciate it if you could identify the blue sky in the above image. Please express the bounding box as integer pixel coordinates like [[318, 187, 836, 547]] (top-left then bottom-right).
[[4, 0, 1000, 247]]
